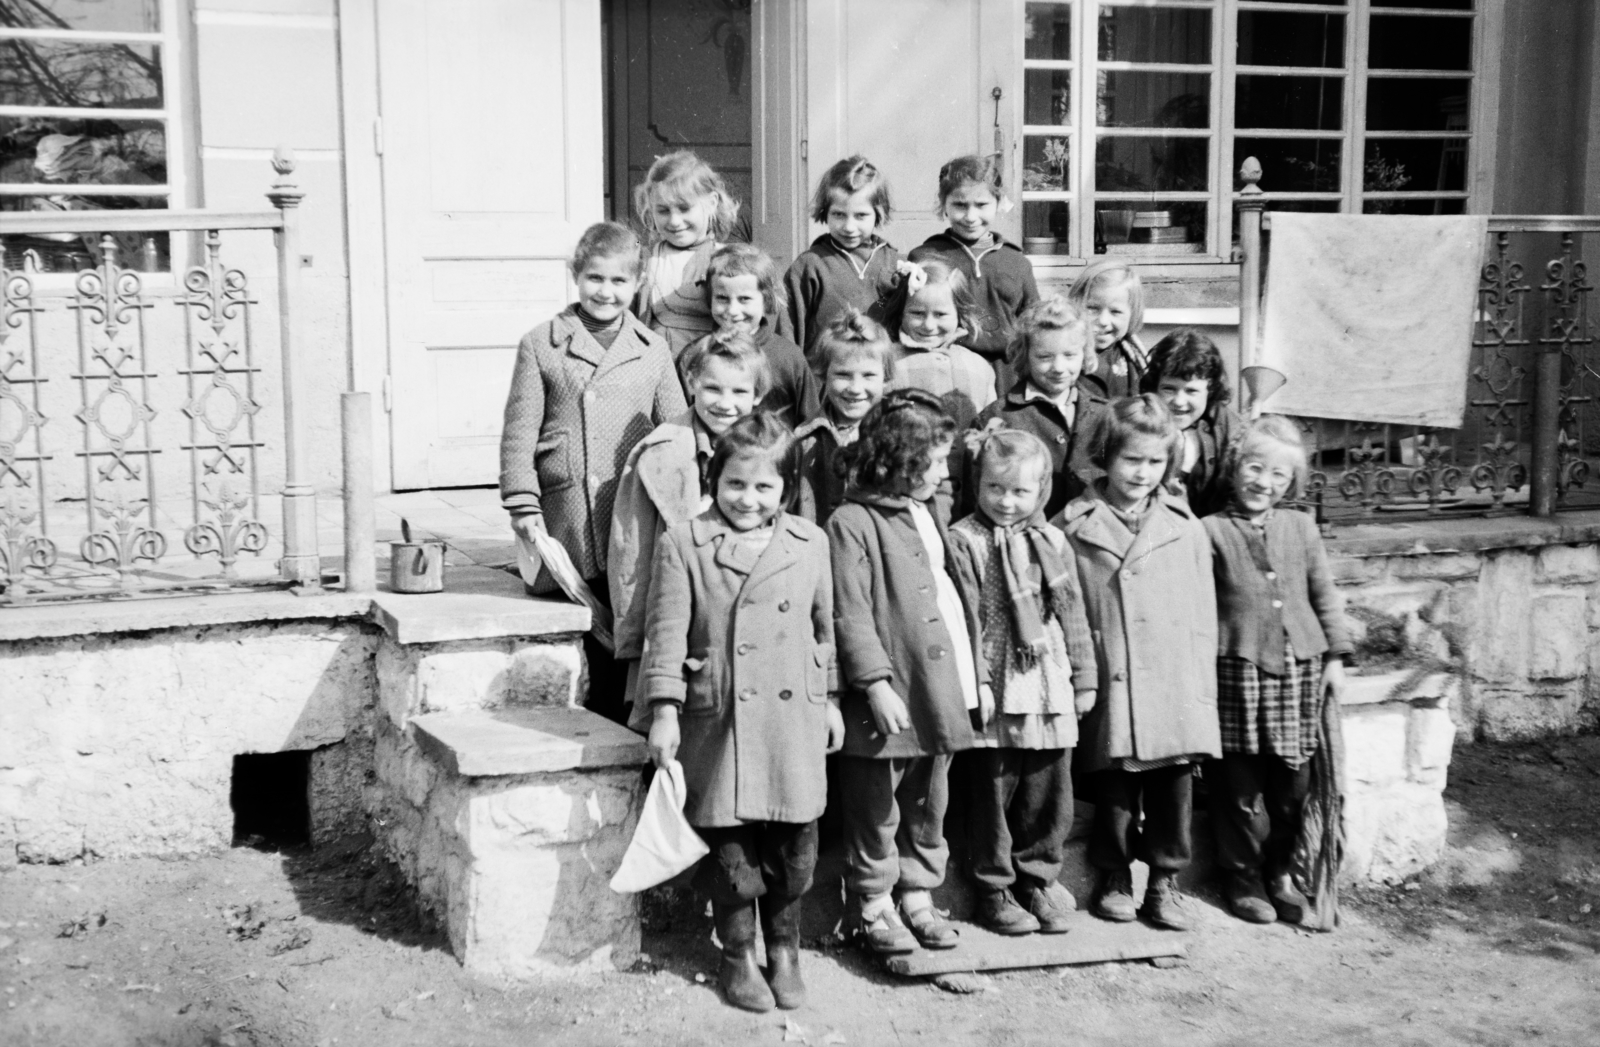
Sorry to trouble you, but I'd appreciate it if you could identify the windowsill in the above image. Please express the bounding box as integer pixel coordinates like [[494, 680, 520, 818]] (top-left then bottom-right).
[[1029, 257, 1242, 280], [1327, 510, 1600, 560]]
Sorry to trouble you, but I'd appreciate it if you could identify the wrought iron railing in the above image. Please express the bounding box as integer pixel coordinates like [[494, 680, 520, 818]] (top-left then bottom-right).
[[0, 150, 319, 603], [1236, 161, 1600, 524]]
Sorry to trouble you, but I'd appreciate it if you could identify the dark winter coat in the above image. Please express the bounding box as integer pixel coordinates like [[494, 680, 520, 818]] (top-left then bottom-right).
[[784, 235, 902, 356]]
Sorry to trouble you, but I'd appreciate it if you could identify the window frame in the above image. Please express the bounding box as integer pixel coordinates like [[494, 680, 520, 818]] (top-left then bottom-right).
[[1018, 0, 1486, 269]]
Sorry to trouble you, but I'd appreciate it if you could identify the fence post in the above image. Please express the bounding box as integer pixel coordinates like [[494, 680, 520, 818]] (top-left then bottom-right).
[[268, 147, 321, 585], [341, 391, 377, 593], [1236, 157, 1267, 416]]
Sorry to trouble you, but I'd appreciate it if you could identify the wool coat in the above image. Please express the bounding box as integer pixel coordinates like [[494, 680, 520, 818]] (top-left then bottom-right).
[[1205, 509, 1354, 675], [784, 234, 902, 356], [793, 411, 854, 525], [499, 306, 687, 590], [1174, 405, 1241, 518], [607, 411, 712, 660], [827, 493, 988, 759], [1059, 488, 1221, 773], [968, 382, 1110, 519], [642, 510, 837, 827], [636, 240, 720, 358], [1081, 337, 1149, 401], [911, 235, 1040, 362]]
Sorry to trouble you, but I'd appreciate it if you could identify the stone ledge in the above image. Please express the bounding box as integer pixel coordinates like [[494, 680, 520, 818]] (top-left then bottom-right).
[[410, 707, 648, 777], [369, 566, 589, 645], [1329, 510, 1600, 560], [0, 588, 371, 643]]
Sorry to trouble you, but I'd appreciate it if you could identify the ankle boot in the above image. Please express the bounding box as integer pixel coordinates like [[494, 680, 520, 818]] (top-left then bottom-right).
[[760, 894, 806, 1010], [713, 901, 775, 1013]]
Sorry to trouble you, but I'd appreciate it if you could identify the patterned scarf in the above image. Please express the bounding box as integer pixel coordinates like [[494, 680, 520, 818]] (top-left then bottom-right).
[[977, 500, 1077, 665]]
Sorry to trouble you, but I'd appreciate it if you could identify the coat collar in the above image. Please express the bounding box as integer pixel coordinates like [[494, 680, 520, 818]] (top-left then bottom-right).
[[553, 306, 647, 375], [689, 508, 812, 583], [1063, 486, 1193, 561], [635, 412, 712, 526]]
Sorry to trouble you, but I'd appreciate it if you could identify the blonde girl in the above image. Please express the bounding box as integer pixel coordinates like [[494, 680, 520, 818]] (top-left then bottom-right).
[[885, 257, 997, 435], [794, 311, 897, 525], [1069, 259, 1147, 400], [633, 150, 742, 356], [785, 155, 902, 355]]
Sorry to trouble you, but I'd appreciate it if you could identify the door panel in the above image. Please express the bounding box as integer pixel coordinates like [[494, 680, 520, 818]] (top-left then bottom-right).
[[381, 0, 603, 489], [806, 0, 1020, 251]]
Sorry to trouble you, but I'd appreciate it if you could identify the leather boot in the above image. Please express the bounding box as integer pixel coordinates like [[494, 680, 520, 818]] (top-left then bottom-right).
[[761, 894, 806, 1010], [713, 901, 775, 1013]]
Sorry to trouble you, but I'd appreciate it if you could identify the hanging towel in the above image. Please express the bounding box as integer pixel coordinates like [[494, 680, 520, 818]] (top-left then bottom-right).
[[1258, 213, 1487, 428]]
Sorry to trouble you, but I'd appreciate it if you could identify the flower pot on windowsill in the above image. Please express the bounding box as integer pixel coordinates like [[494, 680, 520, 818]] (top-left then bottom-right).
[[1024, 236, 1059, 255]]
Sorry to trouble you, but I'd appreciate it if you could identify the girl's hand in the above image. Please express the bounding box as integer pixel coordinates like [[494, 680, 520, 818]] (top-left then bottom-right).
[[824, 698, 846, 754], [978, 684, 995, 726], [511, 514, 545, 544], [648, 704, 681, 769], [865, 680, 911, 737], [1322, 658, 1347, 703], [1075, 688, 1098, 717]]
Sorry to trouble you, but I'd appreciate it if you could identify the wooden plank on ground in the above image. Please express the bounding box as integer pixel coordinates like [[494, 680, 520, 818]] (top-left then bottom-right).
[[881, 914, 1187, 977]]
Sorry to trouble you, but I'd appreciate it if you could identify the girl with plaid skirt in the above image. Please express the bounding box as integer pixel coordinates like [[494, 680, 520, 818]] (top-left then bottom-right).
[[1203, 415, 1352, 926]]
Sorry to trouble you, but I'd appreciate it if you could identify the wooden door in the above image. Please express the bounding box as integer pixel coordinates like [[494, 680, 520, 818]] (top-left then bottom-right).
[[379, 0, 604, 489], [805, 0, 1021, 251]]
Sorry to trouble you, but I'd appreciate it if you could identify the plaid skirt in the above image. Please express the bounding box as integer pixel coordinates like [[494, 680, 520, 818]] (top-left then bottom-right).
[[1217, 648, 1322, 767]]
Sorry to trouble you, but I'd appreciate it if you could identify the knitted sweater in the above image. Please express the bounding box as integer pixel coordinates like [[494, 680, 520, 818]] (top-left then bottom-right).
[[783, 234, 902, 356]]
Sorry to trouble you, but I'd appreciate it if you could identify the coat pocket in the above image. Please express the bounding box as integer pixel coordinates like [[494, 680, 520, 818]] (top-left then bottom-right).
[[681, 654, 720, 717], [535, 429, 574, 493], [805, 646, 830, 703]]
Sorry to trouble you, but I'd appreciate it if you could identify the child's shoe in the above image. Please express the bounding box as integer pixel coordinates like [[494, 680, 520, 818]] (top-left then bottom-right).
[[1224, 870, 1275, 924], [1024, 882, 1077, 934], [713, 901, 775, 1012], [760, 894, 806, 1010], [850, 894, 916, 955], [1090, 867, 1138, 923], [1266, 871, 1310, 926], [977, 888, 1040, 936], [899, 892, 960, 950], [1140, 870, 1195, 931]]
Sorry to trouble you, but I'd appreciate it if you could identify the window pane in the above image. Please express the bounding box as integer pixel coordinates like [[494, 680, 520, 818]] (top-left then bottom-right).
[[0, 200, 170, 273], [0, 39, 163, 108], [1022, 135, 1072, 191], [1025, 2, 1072, 61], [1097, 6, 1211, 65], [1024, 69, 1072, 126], [1023, 200, 1070, 249], [1364, 139, 1467, 193], [1098, 201, 1206, 255], [1096, 136, 1208, 192], [1235, 75, 1341, 130], [1363, 197, 1467, 216], [0, 117, 167, 189], [3, 0, 161, 33], [1237, 12, 1345, 68], [1099, 72, 1209, 128], [1373, 0, 1470, 9], [1234, 138, 1342, 193], [1366, 78, 1470, 131], [1369, 15, 1472, 70]]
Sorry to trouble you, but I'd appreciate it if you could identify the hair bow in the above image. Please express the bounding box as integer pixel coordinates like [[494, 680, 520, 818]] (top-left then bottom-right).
[[895, 259, 928, 295]]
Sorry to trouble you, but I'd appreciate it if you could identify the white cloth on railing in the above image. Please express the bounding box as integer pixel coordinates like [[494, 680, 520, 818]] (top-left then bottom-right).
[[1257, 213, 1487, 428]]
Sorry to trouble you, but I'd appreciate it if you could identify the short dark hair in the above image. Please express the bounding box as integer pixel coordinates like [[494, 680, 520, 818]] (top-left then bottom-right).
[[810, 155, 892, 225], [1091, 393, 1182, 485], [841, 388, 957, 496], [1141, 328, 1233, 411], [936, 153, 1004, 209], [707, 411, 802, 514], [570, 221, 643, 278]]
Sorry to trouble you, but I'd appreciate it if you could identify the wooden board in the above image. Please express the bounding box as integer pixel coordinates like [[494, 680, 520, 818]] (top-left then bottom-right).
[[881, 914, 1187, 977]]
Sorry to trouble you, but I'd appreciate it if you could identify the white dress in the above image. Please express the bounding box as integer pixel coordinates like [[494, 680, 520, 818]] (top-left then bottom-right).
[[908, 499, 980, 710]]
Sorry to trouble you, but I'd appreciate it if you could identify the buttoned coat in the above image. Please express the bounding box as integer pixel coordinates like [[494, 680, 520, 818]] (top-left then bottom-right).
[[827, 494, 987, 759], [642, 510, 837, 827], [1174, 405, 1241, 518], [1205, 509, 1353, 675], [499, 307, 687, 590], [607, 411, 711, 660], [968, 382, 1111, 519], [1060, 489, 1221, 773]]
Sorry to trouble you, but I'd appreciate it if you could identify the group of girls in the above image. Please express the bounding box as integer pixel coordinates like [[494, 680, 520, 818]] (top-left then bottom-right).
[[500, 148, 1351, 1015]]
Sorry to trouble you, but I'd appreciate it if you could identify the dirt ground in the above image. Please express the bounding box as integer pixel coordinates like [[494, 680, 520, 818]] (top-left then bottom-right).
[[4, 735, 1600, 1047]]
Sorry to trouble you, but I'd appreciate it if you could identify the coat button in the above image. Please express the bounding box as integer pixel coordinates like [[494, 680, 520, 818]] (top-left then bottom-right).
[[779, 689, 793, 700], [588, 475, 600, 489], [738, 642, 753, 654], [778, 600, 791, 612], [584, 389, 596, 403], [928, 644, 945, 660], [739, 687, 756, 701], [1272, 599, 1283, 608], [1055, 435, 1067, 444], [1112, 670, 1127, 682], [1265, 571, 1277, 580]]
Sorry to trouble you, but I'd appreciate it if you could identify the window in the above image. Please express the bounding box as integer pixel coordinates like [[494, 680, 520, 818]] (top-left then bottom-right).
[[1019, 0, 1478, 261], [0, 0, 189, 273]]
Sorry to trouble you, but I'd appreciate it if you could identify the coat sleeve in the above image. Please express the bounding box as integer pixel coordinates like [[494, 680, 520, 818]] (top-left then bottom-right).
[[1048, 529, 1100, 693], [1302, 512, 1353, 658], [810, 531, 840, 693], [1191, 519, 1220, 686], [827, 510, 894, 689], [640, 528, 695, 706], [794, 352, 822, 422], [650, 342, 690, 424], [783, 257, 811, 351], [499, 326, 548, 518], [946, 527, 991, 689], [607, 442, 664, 661]]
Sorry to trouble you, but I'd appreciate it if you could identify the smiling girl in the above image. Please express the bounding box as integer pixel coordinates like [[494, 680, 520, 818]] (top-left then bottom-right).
[[886, 257, 997, 435], [795, 311, 897, 525], [1142, 329, 1240, 518], [634, 151, 742, 356], [1069, 259, 1148, 401], [785, 155, 902, 356], [1060, 394, 1219, 932]]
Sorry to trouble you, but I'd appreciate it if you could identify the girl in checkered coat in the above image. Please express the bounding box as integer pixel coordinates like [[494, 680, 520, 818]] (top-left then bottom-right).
[[1203, 415, 1351, 926]]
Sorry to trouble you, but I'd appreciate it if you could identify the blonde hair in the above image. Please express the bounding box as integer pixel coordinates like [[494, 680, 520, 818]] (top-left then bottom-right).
[[681, 329, 773, 400], [1068, 259, 1145, 340], [1006, 295, 1091, 383], [974, 428, 1054, 502], [1223, 414, 1310, 501], [633, 150, 741, 242], [811, 310, 898, 384], [706, 243, 786, 320]]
